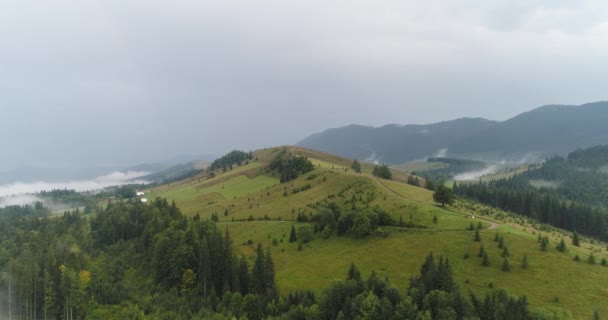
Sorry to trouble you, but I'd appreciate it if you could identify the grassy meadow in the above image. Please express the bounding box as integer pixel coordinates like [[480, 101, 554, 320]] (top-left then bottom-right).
[[144, 146, 608, 318]]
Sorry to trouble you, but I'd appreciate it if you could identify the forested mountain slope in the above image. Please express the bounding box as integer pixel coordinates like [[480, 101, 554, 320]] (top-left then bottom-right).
[[297, 101, 608, 164]]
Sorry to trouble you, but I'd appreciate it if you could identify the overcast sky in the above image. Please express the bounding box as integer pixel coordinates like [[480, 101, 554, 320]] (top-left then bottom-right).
[[1, 0, 607, 170]]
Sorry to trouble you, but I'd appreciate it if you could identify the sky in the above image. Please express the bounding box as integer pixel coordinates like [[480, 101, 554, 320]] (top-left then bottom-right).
[[1, 0, 608, 170]]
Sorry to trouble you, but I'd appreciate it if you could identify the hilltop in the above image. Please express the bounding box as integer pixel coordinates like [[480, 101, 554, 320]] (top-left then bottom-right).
[[146, 146, 608, 318], [297, 101, 608, 164]]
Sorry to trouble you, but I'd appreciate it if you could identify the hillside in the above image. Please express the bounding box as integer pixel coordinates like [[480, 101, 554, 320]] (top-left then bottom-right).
[[146, 146, 608, 318], [297, 101, 608, 164]]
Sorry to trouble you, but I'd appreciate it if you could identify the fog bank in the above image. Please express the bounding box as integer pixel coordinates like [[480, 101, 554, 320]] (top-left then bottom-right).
[[0, 171, 149, 198]]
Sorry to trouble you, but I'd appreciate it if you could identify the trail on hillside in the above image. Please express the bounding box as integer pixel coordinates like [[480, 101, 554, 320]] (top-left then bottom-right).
[[371, 176, 500, 231]]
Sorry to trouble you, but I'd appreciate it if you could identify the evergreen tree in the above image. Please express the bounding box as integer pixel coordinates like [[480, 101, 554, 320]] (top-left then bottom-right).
[[264, 248, 278, 299], [594, 310, 600, 320], [238, 256, 250, 295], [433, 185, 454, 207], [482, 252, 490, 266], [556, 238, 567, 252], [498, 236, 504, 249], [588, 253, 596, 265], [494, 232, 500, 242], [501, 245, 510, 258], [252, 244, 266, 294], [521, 254, 528, 269], [540, 237, 549, 251], [502, 258, 511, 272], [574, 254, 580, 261], [347, 263, 362, 282], [289, 225, 297, 243], [372, 165, 392, 179], [572, 232, 581, 247], [351, 159, 362, 174], [474, 229, 481, 242], [478, 244, 485, 258]]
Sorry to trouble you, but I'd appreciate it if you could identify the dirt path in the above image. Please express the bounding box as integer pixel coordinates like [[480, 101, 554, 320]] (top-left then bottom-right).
[[372, 176, 501, 231]]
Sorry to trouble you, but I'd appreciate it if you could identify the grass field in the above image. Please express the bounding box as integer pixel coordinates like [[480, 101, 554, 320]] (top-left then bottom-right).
[[146, 146, 608, 318]]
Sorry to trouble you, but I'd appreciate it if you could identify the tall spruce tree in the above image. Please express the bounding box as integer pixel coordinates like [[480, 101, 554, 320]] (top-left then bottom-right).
[[289, 225, 297, 243], [252, 244, 266, 294], [572, 232, 581, 247]]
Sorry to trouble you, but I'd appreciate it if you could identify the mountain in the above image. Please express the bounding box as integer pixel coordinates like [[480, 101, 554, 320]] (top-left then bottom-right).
[[297, 118, 497, 164], [297, 101, 608, 164]]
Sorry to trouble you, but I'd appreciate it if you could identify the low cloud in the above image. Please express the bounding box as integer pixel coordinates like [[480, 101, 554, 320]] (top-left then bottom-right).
[[0, 171, 149, 198], [454, 165, 498, 181]]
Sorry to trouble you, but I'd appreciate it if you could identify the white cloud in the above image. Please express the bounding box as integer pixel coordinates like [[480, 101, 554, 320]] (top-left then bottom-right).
[[0, 171, 149, 197]]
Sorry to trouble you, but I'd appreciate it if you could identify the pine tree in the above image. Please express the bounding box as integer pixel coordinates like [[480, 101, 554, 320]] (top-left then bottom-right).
[[601, 258, 608, 267], [521, 254, 528, 269], [351, 159, 362, 174], [289, 225, 297, 243], [252, 244, 266, 294], [264, 248, 278, 299], [501, 245, 510, 258], [347, 263, 362, 282], [540, 237, 548, 251], [588, 253, 596, 265], [572, 232, 581, 247], [594, 310, 600, 320], [474, 229, 481, 242], [502, 258, 511, 272], [556, 238, 567, 252], [478, 244, 485, 258], [573, 254, 580, 261], [482, 252, 490, 266], [238, 256, 249, 295], [477, 221, 482, 230], [468, 223, 474, 231], [494, 232, 500, 242]]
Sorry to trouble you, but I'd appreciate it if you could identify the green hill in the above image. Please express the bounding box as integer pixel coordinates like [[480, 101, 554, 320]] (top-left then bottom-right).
[[146, 146, 608, 318]]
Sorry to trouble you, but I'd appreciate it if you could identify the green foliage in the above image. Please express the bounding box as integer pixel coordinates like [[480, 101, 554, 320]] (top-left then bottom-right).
[[351, 159, 362, 174], [557, 238, 567, 252], [433, 185, 454, 207], [372, 164, 392, 180], [269, 152, 315, 183], [474, 229, 481, 242], [478, 244, 485, 258], [540, 236, 549, 251], [482, 252, 490, 266], [455, 147, 608, 240], [297, 225, 314, 243], [289, 225, 297, 243], [572, 232, 581, 247], [210, 150, 253, 171], [352, 212, 372, 238], [502, 258, 511, 272]]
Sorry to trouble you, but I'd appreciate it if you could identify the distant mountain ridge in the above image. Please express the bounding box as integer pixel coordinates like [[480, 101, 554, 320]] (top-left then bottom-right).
[[297, 101, 608, 164]]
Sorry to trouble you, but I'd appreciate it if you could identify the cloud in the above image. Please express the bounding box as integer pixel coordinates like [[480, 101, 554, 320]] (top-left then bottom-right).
[[0, 171, 149, 198], [454, 165, 499, 181], [1, 1, 608, 171]]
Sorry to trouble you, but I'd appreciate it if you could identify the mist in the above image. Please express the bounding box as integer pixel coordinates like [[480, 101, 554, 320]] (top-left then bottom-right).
[[453, 165, 499, 181], [0, 171, 149, 198]]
